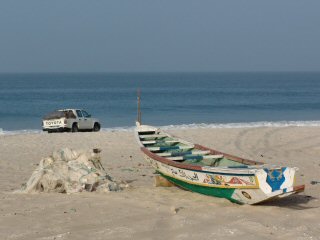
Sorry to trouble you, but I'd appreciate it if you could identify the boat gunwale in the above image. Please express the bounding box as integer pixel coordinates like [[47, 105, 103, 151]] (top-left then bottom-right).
[[194, 144, 264, 166], [140, 146, 262, 175]]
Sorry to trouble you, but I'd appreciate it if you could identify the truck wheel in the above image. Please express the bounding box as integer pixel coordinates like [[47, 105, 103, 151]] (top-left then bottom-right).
[[93, 123, 100, 132], [72, 123, 79, 132]]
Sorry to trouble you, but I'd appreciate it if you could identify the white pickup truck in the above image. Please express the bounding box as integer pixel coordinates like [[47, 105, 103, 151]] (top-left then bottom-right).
[[42, 109, 101, 133]]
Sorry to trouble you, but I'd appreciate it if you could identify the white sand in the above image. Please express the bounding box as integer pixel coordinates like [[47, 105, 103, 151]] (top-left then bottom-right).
[[0, 127, 319, 239]]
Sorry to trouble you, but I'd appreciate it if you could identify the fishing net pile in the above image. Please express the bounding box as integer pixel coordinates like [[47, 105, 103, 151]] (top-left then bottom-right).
[[17, 148, 124, 193]]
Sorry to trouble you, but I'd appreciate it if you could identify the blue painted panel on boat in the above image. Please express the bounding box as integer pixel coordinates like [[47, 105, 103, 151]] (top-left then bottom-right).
[[228, 166, 249, 168], [184, 155, 203, 160], [172, 151, 192, 157], [264, 167, 286, 191], [160, 146, 180, 151]]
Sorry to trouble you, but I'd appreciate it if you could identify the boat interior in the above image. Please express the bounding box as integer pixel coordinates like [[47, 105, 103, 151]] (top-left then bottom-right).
[[138, 130, 258, 168]]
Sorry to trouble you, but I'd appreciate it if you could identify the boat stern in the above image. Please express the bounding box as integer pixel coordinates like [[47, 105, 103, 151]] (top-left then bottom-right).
[[230, 166, 305, 204], [256, 166, 299, 194]]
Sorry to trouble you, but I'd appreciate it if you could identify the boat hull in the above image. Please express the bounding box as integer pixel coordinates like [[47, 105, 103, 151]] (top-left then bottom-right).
[[161, 172, 304, 204], [144, 155, 304, 204], [158, 172, 240, 203]]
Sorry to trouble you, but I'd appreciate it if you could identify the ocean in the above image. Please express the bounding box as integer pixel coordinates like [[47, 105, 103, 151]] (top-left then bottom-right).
[[1, 72, 320, 134]]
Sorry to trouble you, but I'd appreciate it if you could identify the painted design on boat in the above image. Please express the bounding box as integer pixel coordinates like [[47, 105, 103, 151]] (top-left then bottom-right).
[[264, 168, 286, 191], [241, 191, 252, 199]]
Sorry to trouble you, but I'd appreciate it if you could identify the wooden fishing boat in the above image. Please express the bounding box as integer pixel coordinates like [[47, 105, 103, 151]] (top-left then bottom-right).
[[134, 90, 304, 204], [135, 123, 305, 204]]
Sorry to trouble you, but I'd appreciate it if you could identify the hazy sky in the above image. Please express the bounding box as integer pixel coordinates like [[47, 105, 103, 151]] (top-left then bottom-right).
[[1, 1, 320, 72]]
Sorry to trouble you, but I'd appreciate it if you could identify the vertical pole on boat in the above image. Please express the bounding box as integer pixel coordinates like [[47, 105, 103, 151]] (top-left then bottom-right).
[[137, 88, 142, 125]]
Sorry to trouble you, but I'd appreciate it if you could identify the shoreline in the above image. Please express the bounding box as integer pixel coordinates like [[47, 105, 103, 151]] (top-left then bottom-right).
[[3, 119, 320, 135]]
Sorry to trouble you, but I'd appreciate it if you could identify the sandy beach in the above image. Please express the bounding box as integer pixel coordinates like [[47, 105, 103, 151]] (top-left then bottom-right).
[[0, 127, 319, 240]]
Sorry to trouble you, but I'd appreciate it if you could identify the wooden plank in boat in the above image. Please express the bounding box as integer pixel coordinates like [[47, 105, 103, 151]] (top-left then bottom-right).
[[164, 140, 180, 143], [141, 140, 180, 145], [191, 150, 211, 155], [147, 145, 194, 151], [167, 156, 184, 161], [141, 140, 156, 144], [157, 152, 172, 157], [203, 154, 224, 159], [157, 150, 210, 157], [139, 134, 167, 139], [167, 154, 223, 161]]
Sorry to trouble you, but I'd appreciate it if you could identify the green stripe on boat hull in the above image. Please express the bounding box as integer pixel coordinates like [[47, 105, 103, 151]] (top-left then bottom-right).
[[158, 172, 242, 204]]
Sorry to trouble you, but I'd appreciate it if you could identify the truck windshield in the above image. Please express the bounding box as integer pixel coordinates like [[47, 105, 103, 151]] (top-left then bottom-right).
[[76, 110, 83, 117], [82, 111, 90, 118]]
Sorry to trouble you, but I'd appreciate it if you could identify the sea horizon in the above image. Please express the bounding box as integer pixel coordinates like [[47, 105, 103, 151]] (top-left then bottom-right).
[[1, 70, 320, 74]]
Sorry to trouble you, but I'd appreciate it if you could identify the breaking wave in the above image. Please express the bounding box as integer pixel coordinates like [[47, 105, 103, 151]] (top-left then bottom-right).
[[159, 121, 320, 130], [1, 120, 320, 135], [0, 129, 43, 135]]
